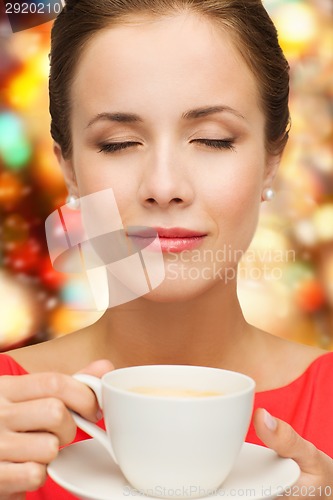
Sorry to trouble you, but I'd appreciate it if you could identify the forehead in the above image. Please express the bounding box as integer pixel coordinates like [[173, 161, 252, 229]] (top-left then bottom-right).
[[71, 12, 261, 125]]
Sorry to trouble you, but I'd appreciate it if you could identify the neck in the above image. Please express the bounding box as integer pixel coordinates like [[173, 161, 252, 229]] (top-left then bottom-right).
[[95, 279, 255, 370]]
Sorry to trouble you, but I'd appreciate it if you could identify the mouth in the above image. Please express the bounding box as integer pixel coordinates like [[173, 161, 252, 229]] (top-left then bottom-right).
[[126, 227, 207, 253]]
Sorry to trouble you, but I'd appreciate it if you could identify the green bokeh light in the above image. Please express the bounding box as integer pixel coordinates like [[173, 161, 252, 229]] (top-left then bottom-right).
[[0, 113, 32, 170]]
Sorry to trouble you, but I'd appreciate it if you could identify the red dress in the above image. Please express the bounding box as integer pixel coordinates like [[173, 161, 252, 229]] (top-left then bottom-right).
[[0, 351, 332, 499]]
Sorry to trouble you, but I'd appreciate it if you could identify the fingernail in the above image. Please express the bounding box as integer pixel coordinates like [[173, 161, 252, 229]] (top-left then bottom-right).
[[96, 409, 103, 421], [263, 409, 277, 431]]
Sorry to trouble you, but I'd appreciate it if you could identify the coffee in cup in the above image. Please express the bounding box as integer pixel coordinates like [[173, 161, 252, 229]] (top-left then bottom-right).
[[128, 386, 224, 397]]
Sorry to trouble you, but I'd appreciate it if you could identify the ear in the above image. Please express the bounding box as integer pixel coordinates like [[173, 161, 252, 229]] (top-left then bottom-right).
[[53, 142, 79, 197], [262, 152, 282, 195]]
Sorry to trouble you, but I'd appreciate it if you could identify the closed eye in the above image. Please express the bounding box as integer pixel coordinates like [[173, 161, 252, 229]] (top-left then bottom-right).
[[192, 139, 235, 151], [98, 139, 235, 154], [98, 142, 141, 153]]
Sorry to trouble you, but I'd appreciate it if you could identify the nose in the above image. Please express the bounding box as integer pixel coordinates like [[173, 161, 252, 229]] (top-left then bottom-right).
[[137, 148, 195, 209]]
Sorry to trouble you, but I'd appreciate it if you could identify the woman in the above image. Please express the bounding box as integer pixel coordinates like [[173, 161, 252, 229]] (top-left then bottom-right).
[[0, 0, 332, 497]]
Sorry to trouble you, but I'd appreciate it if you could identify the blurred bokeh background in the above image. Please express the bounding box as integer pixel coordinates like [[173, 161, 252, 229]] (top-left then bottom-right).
[[0, 0, 332, 351]]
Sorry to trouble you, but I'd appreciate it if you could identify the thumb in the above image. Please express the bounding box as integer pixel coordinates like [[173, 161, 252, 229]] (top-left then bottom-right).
[[76, 359, 115, 378], [253, 408, 322, 475]]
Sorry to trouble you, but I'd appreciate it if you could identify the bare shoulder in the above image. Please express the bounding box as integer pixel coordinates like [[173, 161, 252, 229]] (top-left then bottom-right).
[[266, 332, 326, 361], [255, 330, 327, 391], [7, 326, 94, 374]]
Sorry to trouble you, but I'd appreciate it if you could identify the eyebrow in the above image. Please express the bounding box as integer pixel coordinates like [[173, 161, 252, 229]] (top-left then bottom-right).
[[86, 105, 246, 128], [86, 112, 143, 128], [182, 105, 246, 121]]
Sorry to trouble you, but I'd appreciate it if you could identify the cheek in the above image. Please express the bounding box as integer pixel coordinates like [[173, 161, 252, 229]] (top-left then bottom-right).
[[73, 153, 136, 209], [205, 162, 263, 249]]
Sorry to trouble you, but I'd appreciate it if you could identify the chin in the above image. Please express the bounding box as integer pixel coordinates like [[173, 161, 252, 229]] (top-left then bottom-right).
[[141, 273, 219, 303]]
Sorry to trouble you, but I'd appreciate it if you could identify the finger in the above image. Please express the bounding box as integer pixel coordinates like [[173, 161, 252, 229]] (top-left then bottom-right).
[[0, 398, 76, 445], [0, 494, 25, 500], [76, 359, 115, 377], [0, 462, 46, 494], [253, 408, 326, 474], [0, 432, 59, 464], [0, 373, 100, 422], [75, 359, 115, 416], [0, 494, 26, 500]]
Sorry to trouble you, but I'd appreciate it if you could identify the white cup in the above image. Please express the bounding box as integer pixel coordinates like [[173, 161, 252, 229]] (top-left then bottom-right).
[[73, 365, 255, 499]]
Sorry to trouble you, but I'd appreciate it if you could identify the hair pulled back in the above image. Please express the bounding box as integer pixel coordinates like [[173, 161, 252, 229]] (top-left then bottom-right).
[[49, 0, 290, 159]]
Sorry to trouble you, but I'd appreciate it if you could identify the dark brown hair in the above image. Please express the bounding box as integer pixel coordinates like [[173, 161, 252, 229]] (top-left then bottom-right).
[[49, 0, 290, 159]]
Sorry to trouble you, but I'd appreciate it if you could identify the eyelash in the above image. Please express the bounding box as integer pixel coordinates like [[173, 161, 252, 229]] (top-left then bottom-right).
[[193, 139, 235, 151], [98, 142, 139, 153], [98, 139, 235, 154]]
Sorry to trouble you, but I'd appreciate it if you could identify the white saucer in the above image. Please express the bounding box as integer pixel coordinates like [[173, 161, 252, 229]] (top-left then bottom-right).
[[48, 440, 300, 500]]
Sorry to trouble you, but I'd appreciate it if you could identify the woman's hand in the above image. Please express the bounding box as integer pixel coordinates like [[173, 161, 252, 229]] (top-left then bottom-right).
[[254, 408, 333, 499], [0, 359, 113, 499]]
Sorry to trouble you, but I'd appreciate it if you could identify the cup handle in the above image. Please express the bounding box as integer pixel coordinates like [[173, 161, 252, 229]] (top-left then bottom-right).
[[71, 373, 118, 464]]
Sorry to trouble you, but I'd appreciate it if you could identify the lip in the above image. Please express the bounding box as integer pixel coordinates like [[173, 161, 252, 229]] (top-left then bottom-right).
[[127, 227, 207, 253]]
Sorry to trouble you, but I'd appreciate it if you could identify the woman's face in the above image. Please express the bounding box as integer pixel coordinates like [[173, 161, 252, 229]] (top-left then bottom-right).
[[60, 12, 278, 301]]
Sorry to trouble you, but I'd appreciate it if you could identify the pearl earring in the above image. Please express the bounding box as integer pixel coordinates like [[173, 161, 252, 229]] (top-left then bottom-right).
[[262, 188, 275, 202], [66, 194, 80, 210]]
